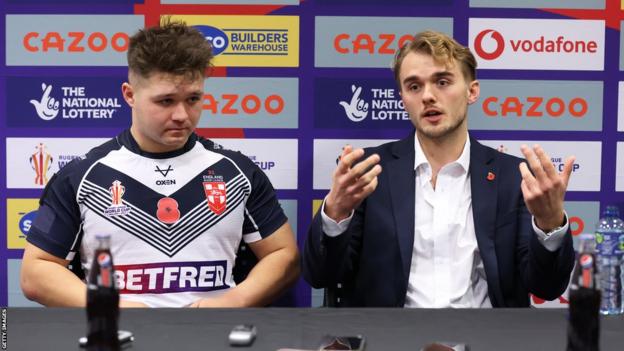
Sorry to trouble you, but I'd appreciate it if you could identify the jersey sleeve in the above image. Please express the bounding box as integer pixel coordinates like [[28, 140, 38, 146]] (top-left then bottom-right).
[[27, 165, 83, 261], [241, 158, 288, 243]]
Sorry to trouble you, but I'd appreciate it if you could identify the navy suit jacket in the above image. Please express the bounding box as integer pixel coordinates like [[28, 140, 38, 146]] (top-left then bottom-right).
[[303, 132, 575, 307]]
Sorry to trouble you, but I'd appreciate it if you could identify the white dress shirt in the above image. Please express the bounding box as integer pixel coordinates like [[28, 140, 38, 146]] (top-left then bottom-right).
[[320, 134, 568, 308]]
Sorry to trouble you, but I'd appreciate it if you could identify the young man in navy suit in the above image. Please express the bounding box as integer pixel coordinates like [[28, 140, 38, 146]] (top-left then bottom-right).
[[303, 31, 575, 307]]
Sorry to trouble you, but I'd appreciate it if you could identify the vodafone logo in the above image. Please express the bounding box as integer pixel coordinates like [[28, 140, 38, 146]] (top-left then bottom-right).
[[469, 18, 604, 70], [474, 29, 505, 60]]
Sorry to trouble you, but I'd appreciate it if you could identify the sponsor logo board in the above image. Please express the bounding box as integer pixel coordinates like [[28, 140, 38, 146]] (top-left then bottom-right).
[[6, 15, 144, 66], [619, 82, 624, 132], [617, 143, 624, 192], [212, 138, 298, 189], [479, 140, 601, 191], [200, 77, 298, 128], [469, 18, 604, 70], [315, 16, 453, 68], [470, 0, 604, 9], [6, 138, 108, 189], [7, 199, 40, 249], [313, 139, 392, 190], [172, 15, 299, 67], [279, 200, 297, 238], [6, 76, 129, 128], [469, 80, 602, 131], [315, 78, 411, 129]]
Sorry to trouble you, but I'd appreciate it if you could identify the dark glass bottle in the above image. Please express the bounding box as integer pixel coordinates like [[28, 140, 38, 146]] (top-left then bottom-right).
[[86, 234, 120, 351], [566, 234, 601, 351]]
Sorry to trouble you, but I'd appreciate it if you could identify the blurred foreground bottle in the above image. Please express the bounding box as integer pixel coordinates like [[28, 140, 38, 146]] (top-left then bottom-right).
[[595, 206, 624, 315], [86, 233, 120, 351], [566, 234, 600, 351]]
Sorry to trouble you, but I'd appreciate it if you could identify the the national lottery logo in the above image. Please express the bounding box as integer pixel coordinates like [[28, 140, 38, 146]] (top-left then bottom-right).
[[30, 83, 60, 120], [203, 182, 227, 215], [29, 143, 53, 186], [30, 82, 122, 121], [338, 84, 408, 123], [340, 85, 369, 122], [104, 180, 131, 217]]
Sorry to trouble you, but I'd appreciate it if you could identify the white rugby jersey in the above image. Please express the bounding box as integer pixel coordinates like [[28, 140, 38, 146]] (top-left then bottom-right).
[[28, 129, 287, 307]]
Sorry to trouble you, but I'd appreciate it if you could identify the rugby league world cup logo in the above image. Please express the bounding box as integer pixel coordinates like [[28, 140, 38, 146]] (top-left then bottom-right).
[[30, 143, 53, 185]]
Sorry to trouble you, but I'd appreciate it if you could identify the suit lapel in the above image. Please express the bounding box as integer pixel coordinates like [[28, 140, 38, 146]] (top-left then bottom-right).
[[388, 132, 416, 280], [469, 138, 504, 306]]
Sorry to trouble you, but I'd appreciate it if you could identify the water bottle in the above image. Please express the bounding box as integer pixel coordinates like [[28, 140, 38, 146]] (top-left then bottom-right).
[[566, 234, 600, 351], [595, 205, 624, 315], [86, 234, 120, 350]]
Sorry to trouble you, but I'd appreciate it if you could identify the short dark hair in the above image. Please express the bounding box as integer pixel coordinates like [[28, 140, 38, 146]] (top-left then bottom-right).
[[127, 18, 213, 80], [392, 30, 477, 89]]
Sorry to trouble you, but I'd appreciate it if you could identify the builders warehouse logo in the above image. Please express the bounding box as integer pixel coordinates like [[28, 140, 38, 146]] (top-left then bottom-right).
[[173, 15, 299, 67], [469, 18, 604, 70]]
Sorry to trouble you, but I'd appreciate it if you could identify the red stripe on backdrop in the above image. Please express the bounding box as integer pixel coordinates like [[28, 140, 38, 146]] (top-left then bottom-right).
[[134, 0, 289, 27], [541, 0, 624, 30]]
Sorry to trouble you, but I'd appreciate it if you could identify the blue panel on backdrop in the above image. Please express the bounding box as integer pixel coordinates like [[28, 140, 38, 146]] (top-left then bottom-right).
[[6, 76, 131, 128], [315, 0, 452, 4], [314, 77, 412, 129]]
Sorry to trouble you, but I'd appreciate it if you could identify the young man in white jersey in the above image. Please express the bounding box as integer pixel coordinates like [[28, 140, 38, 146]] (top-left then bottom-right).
[[21, 19, 300, 308]]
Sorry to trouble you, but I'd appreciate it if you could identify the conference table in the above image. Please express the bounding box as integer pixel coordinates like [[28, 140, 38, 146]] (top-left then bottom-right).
[[5, 307, 624, 350]]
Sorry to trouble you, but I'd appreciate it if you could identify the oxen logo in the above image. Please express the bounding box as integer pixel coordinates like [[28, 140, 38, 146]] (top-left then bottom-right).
[[203, 182, 227, 215], [30, 143, 53, 185], [474, 29, 505, 61]]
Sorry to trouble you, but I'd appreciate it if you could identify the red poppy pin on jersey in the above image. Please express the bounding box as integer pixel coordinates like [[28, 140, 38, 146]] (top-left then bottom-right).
[[487, 172, 495, 181]]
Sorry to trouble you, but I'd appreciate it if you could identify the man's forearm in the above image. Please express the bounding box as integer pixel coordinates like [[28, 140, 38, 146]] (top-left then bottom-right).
[[21, 259, 87, 307]]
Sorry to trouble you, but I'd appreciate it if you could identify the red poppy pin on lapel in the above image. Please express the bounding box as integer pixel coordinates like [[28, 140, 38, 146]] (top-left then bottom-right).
[[487, 172, 495, 181]]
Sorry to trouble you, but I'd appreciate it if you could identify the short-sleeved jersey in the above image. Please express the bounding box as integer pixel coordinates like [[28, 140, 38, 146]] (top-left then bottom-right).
[[27, 129, 287, 307]]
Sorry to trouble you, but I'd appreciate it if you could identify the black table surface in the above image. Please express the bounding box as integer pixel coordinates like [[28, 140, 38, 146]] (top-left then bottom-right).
[[4, 307, 624, 350]]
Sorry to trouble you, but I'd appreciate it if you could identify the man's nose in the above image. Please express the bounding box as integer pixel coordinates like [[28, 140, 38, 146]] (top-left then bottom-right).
[[171, 102, 189, 121], [421, 84, 436, 104]]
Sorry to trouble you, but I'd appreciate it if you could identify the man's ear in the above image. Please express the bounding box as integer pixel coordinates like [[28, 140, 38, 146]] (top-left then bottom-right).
[[121, 82, 135, 107], [467, 80, 480, 105]]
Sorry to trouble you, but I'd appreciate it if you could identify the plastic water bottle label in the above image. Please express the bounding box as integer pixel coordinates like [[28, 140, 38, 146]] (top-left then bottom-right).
[[595, 232, 624, 257]]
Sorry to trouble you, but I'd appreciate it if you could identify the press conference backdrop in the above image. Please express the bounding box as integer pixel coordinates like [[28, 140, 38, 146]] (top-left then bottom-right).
[[2, 0, 623, 308]]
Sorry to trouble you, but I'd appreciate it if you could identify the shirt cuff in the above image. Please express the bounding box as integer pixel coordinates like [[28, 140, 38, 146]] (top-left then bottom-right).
[[319, 198, 354, 237], [532, 211, 569, 252]]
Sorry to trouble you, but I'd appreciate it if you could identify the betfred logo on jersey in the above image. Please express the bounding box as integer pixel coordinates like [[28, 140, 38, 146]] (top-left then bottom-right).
[[315, 78, 411, 129], [469, 18, 604, 70], [468, 80, 603, 131], [173, 15, 299, 67], [114, 260, 229, 294], [6, 15, 143, 66], [6, 76, 129, 128], [479, 140, 601, 191], [315, 16, 452, 68], [199, 77, 298, 129]]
